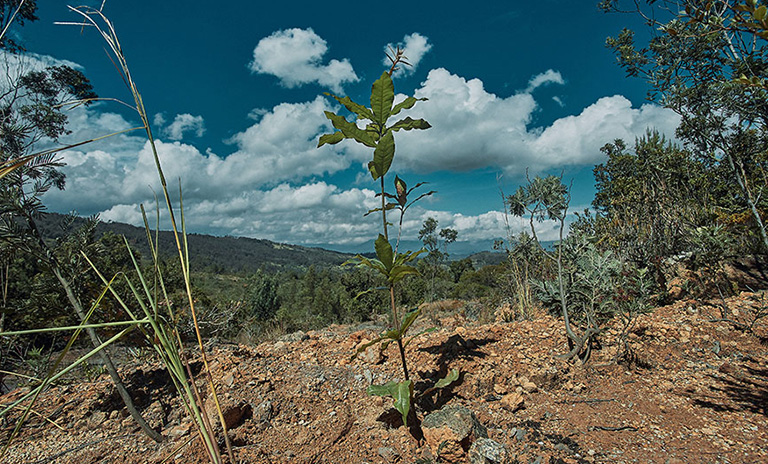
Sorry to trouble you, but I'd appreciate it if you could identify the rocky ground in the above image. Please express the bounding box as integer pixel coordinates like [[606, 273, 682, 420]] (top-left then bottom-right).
[[1, 293, 767, 464]]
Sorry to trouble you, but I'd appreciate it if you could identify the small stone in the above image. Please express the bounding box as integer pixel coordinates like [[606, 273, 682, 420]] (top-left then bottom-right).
[[87, 411, 106, 429], [554, 442, 570, 453], [253, 400, 273, 424], [422, 405, 488, 462], [222, 373, 235, 387], [468, 438, 510, 464], [377, 446, 399, 462], [521, 380, 538, 393], [166, 422, 191, 438], [356, 340, 383, 365], [501, 392, 525, 412]]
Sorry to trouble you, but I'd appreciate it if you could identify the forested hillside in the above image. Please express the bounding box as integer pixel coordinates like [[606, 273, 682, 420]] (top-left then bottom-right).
[[35, 212, 352, 273]]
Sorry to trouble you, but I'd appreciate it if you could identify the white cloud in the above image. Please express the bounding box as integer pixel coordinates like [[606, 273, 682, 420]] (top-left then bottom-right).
[[383, 33, 432, 76], [249, 28, 358, 92], [100, 182, 381, 245], [153, 113, 166, 127], [161, 113, 206, 140], [526, 69, 565, 92], [391, 68, 680, 175], [37, 54, 680, 248]]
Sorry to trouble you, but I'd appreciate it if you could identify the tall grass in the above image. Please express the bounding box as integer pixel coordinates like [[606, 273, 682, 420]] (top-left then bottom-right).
[[1, 6, 235, 463]]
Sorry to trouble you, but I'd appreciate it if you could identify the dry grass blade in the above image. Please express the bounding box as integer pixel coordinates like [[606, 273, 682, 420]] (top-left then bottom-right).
[[59, 6, 236, 462]]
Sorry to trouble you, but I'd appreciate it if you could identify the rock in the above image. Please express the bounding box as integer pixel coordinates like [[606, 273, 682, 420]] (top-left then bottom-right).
[[205, 397, 252, 430], [501, 392, 525, 412], [518, 376, 538, 393], [554, 442, 570, 453], [422, 404, 488, 463], [279, 330, 308, 343], [87, 411, 106, 429], [145, 401, 167, 430], [166, 422, 191, 438], [377, 446, 399, 462], [252, 400, 274, 424], [355, 340, 383, 365], [222, 372, 235, 387], [468, 438, 510, 464]]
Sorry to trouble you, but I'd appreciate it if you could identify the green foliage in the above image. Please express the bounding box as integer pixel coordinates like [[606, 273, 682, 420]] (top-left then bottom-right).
[[604, 0, 768, 252], [318, 71, 430, 183], [418, 217, 458, 301], [0, 0, 39, 52], [319, 50, 449, 430], [246, 270, 280, 321], [592, 131, 727, 272], [367, 380, 413, 426]]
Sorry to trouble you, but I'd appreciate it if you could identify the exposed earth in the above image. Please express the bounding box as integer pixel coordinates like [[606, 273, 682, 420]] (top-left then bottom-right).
[[2, 293, 767, 464]]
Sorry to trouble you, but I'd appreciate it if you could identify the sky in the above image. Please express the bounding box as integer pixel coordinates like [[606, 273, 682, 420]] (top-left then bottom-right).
[[5, 1, 681, 253]]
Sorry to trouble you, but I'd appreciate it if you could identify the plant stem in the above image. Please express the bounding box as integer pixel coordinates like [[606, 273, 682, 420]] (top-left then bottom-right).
[[381, 176, 388, 240]]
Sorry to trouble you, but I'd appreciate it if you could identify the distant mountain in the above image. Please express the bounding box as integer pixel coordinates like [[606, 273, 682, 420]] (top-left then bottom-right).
[[310, 239, 500, 258], [36, 213, 353, 274]]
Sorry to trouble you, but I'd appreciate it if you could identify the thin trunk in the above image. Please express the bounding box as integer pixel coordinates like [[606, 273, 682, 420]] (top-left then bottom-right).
[[727, 152, 768, 251], [25, 216, 162, 443], [50, 265, 163, 442]]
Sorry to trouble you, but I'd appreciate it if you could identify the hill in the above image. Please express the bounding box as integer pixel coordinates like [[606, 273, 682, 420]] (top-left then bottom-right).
[[36, 213, 352, 273]]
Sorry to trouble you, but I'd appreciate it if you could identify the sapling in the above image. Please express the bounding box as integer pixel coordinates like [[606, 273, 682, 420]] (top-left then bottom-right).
[[318, 48, 457, 428]]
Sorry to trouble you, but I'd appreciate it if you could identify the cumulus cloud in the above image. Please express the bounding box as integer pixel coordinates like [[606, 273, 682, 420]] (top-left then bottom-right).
[[160, 113, 206, 140], [250, 28, 358, 92], [100, 182, 381, 245], [40, 59, 679, 247], [383, 33, 432, 76], [45, 96, 364, 219], [392, 68, 680, 175]]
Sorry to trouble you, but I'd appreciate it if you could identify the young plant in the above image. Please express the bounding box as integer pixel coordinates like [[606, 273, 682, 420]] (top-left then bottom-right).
[[319, 50, 456, 428], [508, 174, 599, 362]]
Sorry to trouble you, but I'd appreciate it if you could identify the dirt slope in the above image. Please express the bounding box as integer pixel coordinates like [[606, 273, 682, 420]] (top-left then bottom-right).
[[2, 294, 767, 464]]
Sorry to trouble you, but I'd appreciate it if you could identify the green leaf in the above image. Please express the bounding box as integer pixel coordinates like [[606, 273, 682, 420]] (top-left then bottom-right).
[[394, 248, 427, 266], [375, 234, 394, 271], [324, 111, 376, 148], [389, 264, 419, 284], [367, 380, 413, 426], [317, 131, 345, 147], [755, 5, 767, 21], [371, 72, 395, 127], [434, 368, 460, 389], [399, 307, 422, 334], [370, 131, 395, 180], [343, 255, 387, 276], [391, 96, 427, 117], [389, 117, 432, 133], [328, 94, 374, 121]]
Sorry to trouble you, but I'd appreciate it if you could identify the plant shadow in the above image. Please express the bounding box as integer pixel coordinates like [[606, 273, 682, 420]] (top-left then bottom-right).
[[689, 363, 768, 417]]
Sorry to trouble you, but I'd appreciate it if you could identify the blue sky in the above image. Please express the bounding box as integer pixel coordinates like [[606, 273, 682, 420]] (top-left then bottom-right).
[[6, 1, 680, 252]]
